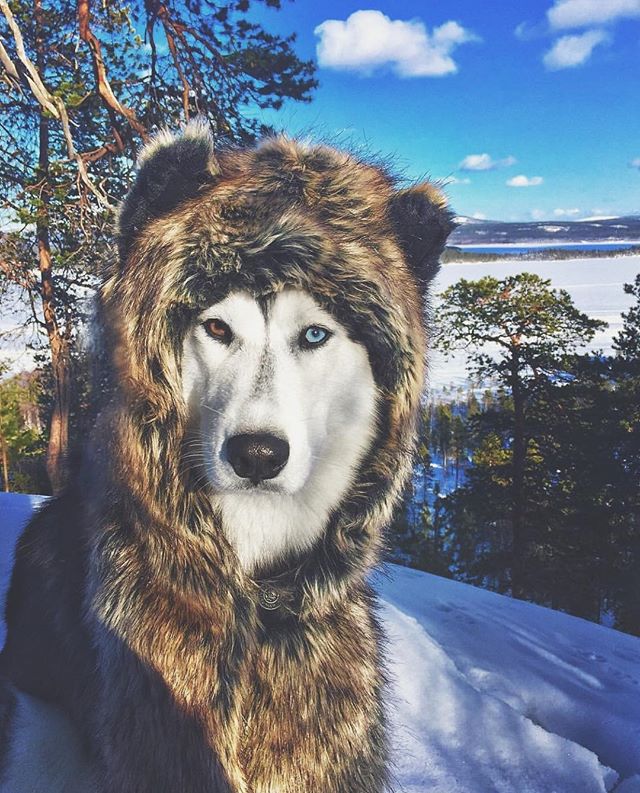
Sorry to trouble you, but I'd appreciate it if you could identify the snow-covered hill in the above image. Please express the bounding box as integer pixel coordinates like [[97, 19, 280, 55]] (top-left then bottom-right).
[[1, 493, 640, 793], [449, 215, 640, 247]]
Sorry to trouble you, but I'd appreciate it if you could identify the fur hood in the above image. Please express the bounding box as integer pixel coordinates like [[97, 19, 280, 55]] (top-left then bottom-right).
[[96, 122, 454, 617]]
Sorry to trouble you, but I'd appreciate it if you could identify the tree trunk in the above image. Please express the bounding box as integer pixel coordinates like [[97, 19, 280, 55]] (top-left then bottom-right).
[[35, 0, 71, 494], [45, 327, 71, 494], [0, 434, 9, 492], [510, 349, 527, 599]]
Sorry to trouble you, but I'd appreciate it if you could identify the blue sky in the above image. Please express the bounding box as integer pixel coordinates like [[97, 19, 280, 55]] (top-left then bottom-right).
[[250, 0, 640, 222]]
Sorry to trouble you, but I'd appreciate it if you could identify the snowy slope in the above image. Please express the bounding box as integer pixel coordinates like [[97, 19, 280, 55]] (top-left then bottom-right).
[[1, 494, 640, 792], [449, 215, 640, 246], [378, 567, 640, 793]]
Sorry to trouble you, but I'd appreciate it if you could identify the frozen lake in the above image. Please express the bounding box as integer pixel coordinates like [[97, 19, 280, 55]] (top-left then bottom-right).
[[2, 256, 639, 394], [429, 255, 640, 391]]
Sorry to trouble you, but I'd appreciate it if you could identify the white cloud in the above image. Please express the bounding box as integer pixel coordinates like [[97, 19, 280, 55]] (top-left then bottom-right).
[[441, 175, 472, 185], [460, 153, 494, 171], [514, 21, 547, 40], [459, 153, 517, 171], [630, 157, 640, 169], [315, 11, 479, 77], [531, 209, 547, 220], [547, 0, 640, 30], [554, 207, 581, 216], [472, 212, 487, 220], [543, 29, 609, 69], [507, 175, 544, 187]]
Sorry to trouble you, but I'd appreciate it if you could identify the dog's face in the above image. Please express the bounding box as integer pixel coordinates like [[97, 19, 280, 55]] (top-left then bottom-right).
[[182, 288, 378, 572]]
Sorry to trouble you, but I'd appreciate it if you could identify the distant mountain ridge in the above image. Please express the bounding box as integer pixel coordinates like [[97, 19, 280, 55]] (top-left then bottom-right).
[[450, 215, 640, 246]]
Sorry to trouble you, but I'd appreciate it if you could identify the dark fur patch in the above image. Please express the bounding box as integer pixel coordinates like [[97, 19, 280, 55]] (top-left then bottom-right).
[[0, 680, 16, 783], [117, 128, 218, 263], [389, 185, 457, 285]]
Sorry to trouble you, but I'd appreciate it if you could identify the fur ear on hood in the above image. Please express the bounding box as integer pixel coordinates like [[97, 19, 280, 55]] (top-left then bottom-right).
[[389, 184, 456, 284], [117, 121, 219, 262]]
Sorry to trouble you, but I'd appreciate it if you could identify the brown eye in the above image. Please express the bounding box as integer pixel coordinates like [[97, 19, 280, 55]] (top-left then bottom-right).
[[203, 318, 233, 345]]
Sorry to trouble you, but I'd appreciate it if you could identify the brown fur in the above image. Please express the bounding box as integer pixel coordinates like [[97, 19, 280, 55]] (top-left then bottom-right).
[[1, 127, 453, 791]]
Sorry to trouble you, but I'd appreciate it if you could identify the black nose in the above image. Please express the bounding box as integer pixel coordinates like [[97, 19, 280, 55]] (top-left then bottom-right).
[[226, 433, 290, 484]]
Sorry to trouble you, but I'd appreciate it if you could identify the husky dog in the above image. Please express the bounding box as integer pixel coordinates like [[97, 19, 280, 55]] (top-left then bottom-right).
[[184, 288, 379, 574], [0, 124, 453, 792]]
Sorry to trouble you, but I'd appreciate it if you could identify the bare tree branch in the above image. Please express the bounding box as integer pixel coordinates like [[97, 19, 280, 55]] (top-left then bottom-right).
[[77, 0, 149, 142], [163, 23, 191, 120], [0, 36, 21, 90], [0, 0, 115, 210], [146, 0, 230, 133], [0, 257, 38, 292]]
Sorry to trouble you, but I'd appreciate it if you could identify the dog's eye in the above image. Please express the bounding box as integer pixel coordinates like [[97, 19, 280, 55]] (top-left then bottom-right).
[[300, 325, 332, 349], [203, 318, 233, 345]]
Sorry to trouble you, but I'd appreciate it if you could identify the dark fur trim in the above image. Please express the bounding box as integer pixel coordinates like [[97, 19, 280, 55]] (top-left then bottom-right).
[[389, 185, 456, 284], [116, 123, 219, 263]]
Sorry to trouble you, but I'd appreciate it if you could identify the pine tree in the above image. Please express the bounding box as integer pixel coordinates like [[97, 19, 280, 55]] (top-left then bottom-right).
[[609, 272, 640, 633], [435, 273, 605, 598], [0, 367, 45, 492]]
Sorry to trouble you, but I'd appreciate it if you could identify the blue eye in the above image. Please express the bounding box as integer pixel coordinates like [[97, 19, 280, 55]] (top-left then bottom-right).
[[301, 325, 331, 349]]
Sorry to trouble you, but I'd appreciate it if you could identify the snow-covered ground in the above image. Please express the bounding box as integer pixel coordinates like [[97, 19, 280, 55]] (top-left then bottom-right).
[[1, 493, 640, 792]]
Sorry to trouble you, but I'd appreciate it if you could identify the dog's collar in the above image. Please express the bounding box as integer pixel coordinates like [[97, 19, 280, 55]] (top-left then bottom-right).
[[257, 585, 282, 611], [253, 578, 303, 623]]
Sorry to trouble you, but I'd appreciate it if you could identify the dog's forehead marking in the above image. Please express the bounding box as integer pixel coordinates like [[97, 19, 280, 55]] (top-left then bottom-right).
[[251, 347, 275, 398], [256, 293, 274, 321]]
